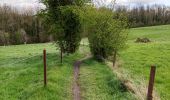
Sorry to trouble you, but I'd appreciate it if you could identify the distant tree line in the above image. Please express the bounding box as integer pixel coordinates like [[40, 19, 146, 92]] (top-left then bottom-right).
[[115, 4, 170, 27], [0, 5, 51, 46], [1, 4, 170, 46]]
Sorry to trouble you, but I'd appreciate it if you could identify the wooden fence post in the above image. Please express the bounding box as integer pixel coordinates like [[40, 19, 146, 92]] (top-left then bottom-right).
[[147, 65, 156, 100], [43, 49, 47, 87]]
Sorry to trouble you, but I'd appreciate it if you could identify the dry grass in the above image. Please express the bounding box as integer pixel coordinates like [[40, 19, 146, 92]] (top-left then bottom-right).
[[106, 61, 160, 100]]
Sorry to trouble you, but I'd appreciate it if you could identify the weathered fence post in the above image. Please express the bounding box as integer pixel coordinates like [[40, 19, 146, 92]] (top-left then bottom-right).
[[43, 49, 47, 87], [147, 65, 156, 100]]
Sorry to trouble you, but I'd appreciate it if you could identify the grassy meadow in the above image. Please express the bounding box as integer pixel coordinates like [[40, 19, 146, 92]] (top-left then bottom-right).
[[119, 25, 170, 99], [0, 43, 84, 100], [0, 25, 170, 100], [0, 41, 135, 99]]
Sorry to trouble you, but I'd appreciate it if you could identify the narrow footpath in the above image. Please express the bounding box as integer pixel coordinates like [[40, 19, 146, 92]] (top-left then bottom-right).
[[73, 61, 81, 100]]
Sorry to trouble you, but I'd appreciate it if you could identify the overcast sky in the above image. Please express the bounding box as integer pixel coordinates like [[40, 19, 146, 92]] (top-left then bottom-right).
[[0, 0, 170, 9]]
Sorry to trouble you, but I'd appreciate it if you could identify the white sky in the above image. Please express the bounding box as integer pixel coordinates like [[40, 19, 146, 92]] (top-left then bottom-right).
[[0, 0, 44, 10], [104, 0, 170, 6], [0, 0, 170, 9]]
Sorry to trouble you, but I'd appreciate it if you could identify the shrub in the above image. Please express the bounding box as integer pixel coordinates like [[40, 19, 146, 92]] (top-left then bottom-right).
[[9, 31, 22, 45], [135, 37, 151, 43], [0, 31, 10, 45], [88, 8, 128, 64]]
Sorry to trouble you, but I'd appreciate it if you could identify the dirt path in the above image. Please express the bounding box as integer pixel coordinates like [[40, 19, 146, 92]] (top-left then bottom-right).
[[72, 54, 92, 100], [73, 61, 81, 100]]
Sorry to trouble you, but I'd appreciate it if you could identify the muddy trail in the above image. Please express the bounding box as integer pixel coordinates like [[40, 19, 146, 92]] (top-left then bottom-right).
[[73, 61, 81, 100]]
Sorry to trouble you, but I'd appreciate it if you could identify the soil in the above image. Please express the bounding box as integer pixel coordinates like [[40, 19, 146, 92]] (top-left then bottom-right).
[[135, 37, 151, 43], [73, 61, 81, 100]]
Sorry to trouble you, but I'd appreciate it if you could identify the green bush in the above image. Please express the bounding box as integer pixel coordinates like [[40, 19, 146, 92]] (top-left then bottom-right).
[[87, 8, 128, 63], [9, 31, 23, 45], [0, 32, 10, 45]]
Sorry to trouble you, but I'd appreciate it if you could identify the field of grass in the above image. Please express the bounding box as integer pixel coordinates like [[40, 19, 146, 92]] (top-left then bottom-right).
[[0, 25, 170, 100], [0, 41, 134, 99], [119, 25, 170, 99], [0, 43, 85, 100]]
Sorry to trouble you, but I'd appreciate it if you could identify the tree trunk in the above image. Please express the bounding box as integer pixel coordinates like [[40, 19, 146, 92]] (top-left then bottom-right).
[[60, 45, 63, 64], [113, 51, 117, 67], [36, 17, 40, 43]]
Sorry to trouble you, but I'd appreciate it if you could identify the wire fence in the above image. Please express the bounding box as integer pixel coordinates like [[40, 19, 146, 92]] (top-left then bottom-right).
[[0, 54, 42, 67]]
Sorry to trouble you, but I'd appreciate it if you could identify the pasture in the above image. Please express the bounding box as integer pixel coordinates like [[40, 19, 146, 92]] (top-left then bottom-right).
[[119, 25, 170, 99], [0, 25, 170, 100], [0, 42, 135, 99]]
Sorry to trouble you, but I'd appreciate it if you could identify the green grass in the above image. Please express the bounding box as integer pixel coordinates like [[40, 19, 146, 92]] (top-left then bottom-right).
[[128, 25, 170, 42], [1, 25, 170, 100], [119, 25, 170, 99], [79, 59, 135, 100], [0, 41, 135, 100], [0, 43, 84, 100]]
